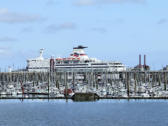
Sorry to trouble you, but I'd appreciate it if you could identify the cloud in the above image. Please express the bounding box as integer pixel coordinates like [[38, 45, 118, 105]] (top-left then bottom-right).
[[46, 0, 61, 7], [0, 37, 17, 42], [46, 22, 76, 33], [92, 27, 107, 33], [46, 0, 55, 6], [0, 48, 5, 54], [75, 0, 146, 6], [76, 0, 95, 6], [21, 27, 33, 33], [0, 47, 10, 55], [115, 18, 124, 23], [157, 18, 167, 25], [0, 8, 44, 23]]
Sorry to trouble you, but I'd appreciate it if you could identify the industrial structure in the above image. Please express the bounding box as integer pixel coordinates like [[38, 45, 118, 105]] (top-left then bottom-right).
[[133, 54, 150, 71]]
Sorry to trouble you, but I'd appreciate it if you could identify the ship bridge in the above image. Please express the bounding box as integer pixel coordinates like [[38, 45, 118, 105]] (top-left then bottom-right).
[[70, 45, 89, 61]]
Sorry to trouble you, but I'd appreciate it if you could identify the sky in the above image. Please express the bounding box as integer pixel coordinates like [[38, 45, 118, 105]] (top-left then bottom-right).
[[0, 0, 168, 70]]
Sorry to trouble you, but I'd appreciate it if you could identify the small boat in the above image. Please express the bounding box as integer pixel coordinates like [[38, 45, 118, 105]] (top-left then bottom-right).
[[64, 89, 74, 97], [0, 91, 6, 95]]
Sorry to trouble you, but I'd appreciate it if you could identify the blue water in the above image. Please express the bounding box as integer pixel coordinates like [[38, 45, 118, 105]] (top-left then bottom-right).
[[0, 99, 168, 126]]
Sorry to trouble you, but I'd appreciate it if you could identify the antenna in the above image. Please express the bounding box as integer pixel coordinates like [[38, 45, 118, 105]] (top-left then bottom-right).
[[40, 48, 44, 58], [73, 45, 88, 49]]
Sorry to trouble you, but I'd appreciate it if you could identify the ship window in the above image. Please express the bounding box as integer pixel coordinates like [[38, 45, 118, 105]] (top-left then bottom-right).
[[64, 61, 69, 64], [85, 60, 89, 63], [73, 60, 79, 64]]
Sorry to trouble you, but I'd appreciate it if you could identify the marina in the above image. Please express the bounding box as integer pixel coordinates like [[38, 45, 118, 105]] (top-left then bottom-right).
[[1, 46, 168, 100], [0, 71, 168, 99], [1, 1, 167, 126]]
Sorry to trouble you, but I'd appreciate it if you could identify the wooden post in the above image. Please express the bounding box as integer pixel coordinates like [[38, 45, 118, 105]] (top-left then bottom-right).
[[64, 72, 68, 99], [154, 72, 157, 85], [126, 72, 130, 97], [134, 72, 137, 95], [92, 72, 94, 88], [151, 73, 154, 88], [48, 72, 50, 99], [164, 72, 167, 91], [158, 73, 161, 86], [144, 72, 146, 84], [72, 72, 75, 89], [125, 72, 127, 89], [20, 81, 25, 99], [96, 73, 98, 90]]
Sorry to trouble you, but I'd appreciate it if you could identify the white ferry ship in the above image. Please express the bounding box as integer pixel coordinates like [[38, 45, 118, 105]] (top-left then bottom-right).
[[26, 46, 126, 72]]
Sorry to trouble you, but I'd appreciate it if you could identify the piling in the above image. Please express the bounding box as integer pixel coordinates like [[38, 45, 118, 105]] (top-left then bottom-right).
[[126, 72, 130, 97], [164, 72, 167, 91]]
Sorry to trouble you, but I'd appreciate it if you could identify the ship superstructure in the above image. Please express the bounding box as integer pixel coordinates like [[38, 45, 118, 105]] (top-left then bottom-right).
[[27, 46, 126, 72], [27, 49, 50, 72]]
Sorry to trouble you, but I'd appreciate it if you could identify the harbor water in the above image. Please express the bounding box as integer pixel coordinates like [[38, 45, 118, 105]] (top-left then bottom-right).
[[0, 100, 168, 126]]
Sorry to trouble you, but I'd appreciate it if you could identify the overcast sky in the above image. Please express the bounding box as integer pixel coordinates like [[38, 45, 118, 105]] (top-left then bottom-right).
[[0, 0, 168, 70]]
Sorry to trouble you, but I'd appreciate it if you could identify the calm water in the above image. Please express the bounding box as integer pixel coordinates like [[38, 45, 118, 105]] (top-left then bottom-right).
[[0, 99, 168, 126]]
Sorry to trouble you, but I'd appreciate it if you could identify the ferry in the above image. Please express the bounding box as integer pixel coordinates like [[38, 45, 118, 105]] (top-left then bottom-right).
[[26, 45, 126, 72]]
